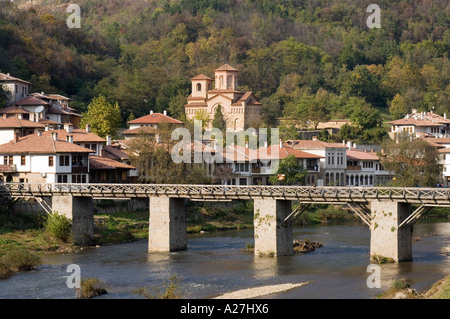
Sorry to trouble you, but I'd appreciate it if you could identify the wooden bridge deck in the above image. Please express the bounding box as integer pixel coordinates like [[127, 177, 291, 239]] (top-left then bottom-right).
[[2, 183, 450, 205]]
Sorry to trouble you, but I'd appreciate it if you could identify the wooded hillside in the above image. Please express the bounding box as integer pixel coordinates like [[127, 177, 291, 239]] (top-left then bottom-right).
[[0, 0, 449, 143]]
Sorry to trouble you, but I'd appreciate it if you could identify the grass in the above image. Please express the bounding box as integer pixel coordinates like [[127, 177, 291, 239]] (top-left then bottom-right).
[[76, 278, 108, 299], [135, 275, 182, 299]]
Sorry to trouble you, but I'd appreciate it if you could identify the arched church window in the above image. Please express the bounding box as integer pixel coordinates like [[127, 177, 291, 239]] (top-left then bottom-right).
[[227, 75, 233, 89], [196, 83, 202, 91]]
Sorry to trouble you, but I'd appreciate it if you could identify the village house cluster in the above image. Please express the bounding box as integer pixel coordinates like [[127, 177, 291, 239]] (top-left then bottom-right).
[[2, 65, 450, 187]]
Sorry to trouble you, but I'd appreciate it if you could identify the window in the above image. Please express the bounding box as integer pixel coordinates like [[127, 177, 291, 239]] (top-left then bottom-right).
[[59, 155, 70, 166], [21, 156, 26, 166], [57, 174, 68, 183], [8, 156, 13, 165], [196, 83, 202, 91], [73, 174, 87, 184], [49, 156, 54, 167]]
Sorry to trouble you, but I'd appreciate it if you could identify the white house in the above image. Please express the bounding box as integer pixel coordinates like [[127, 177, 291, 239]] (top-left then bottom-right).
[[123, 111, 183, 139], [0, 117, 45, 145], [346, 147, 391, 186], [0, 131, 94, 184], [215, 142, 322, 186], [285, 137, 348, 186], [388, 109, 450, 139], [42, 124, 105, 156], [0, 72, 31, 106]]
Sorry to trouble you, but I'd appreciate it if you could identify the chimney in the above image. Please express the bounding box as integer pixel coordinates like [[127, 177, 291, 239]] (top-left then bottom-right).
[[14, 129, 20, 143], [51, 132, 58, 141], [347, 141, 352, 149], [163, 110, 167, 116], [45, 125, 49, 132], [264, 140, 268, 148], [7, 73, 10, 76], [86, 124, 90, 133], [66, 135, 73, 144], [312, 136, 318, 141], [65, 123, 73, 133], [150, 110, 153, 114], [445, 113, 447, 120], [106, 135, 112, 146], [37, 131, 42, 137], [279, 139, 283, 149]]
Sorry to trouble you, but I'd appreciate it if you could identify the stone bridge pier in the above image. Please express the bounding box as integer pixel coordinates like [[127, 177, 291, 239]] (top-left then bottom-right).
[[370, 200, 413, 262], [47, 194, 416, 263], [52, 195, 95, 246]]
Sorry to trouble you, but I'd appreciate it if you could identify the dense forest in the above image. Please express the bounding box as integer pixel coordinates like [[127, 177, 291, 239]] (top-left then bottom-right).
[[0, 0, 449, 143]]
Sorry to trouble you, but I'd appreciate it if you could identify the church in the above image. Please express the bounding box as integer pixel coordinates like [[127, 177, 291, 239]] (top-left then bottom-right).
[[185, 64, 262, 131]]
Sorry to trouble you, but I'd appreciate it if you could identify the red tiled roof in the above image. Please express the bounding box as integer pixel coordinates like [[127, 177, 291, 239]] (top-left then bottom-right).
[[42, 128, 105, 143], [13, 96, 50, 106], [0, 105, 30, 114], [347, 149, 379, 160], [0, 73, 31, 85], [127, 113, 183, 125], [215, 64, 239, 72], [0, 134, 95, 154], [191, 74, 213, 81], [122, 126, 157, 135], [388, 118, 442, 127], [89, 155, 135, 170], [0, 117, 45, 128], [102, 145, 130, 161]]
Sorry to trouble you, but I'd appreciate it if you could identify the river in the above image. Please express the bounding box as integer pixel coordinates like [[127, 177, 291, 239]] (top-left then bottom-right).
[[0, 220, 449, 299]]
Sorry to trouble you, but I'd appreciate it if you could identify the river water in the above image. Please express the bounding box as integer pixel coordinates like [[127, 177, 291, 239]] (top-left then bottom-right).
[[0, 220, 449, 299]]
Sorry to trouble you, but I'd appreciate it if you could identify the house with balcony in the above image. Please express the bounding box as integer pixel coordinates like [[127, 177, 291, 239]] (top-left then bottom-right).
[[388, 109, 450, 139], [0, 131, 94, 184], [217, 142, 322, 186], [285, 137, 348, 186], [346, 147, 391, 186]]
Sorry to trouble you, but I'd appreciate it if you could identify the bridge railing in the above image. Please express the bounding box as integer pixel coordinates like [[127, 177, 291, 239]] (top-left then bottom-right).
[[1, 183, 450, 203]]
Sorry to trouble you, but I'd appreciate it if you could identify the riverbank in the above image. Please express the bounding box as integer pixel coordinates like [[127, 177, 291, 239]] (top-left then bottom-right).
[[379, 275, 450, 299]]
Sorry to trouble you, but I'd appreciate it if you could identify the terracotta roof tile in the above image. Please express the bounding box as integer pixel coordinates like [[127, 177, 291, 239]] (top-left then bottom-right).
[[89, 155, 135, 170], [346, 149, 379, 160], [127, 113, 183, 125], [0, 105, 30, 114], [122, 126, 158, 136], [0, 134, 95, 154], [0, 72, 31, 85], [42, 128, 105, 143], [0, 117, 45, 128], [13, 96, 50, 106], [215, 64, 239, 72], [191, 74, 213, 81], [102, 145, 130, 161]]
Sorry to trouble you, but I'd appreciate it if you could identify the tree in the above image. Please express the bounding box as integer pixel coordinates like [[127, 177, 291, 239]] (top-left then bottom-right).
[[128, 134, 211, 184], [80, 95, 122, 138], [269, 155, 307, 185], [379, 135, 442, 187], [389, 93, 408, 119], [212, 104, 226, 132], [0, 85, 11, 107]]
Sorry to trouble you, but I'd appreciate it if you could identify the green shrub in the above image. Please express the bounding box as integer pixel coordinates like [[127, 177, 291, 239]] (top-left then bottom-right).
[[45, 212, 72, 243], [0, 249, 41, 273], [76, 278, 107, 299]]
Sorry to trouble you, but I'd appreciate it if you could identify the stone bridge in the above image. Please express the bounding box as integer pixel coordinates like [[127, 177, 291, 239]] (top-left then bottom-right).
[[2, 183, 449, 262]]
